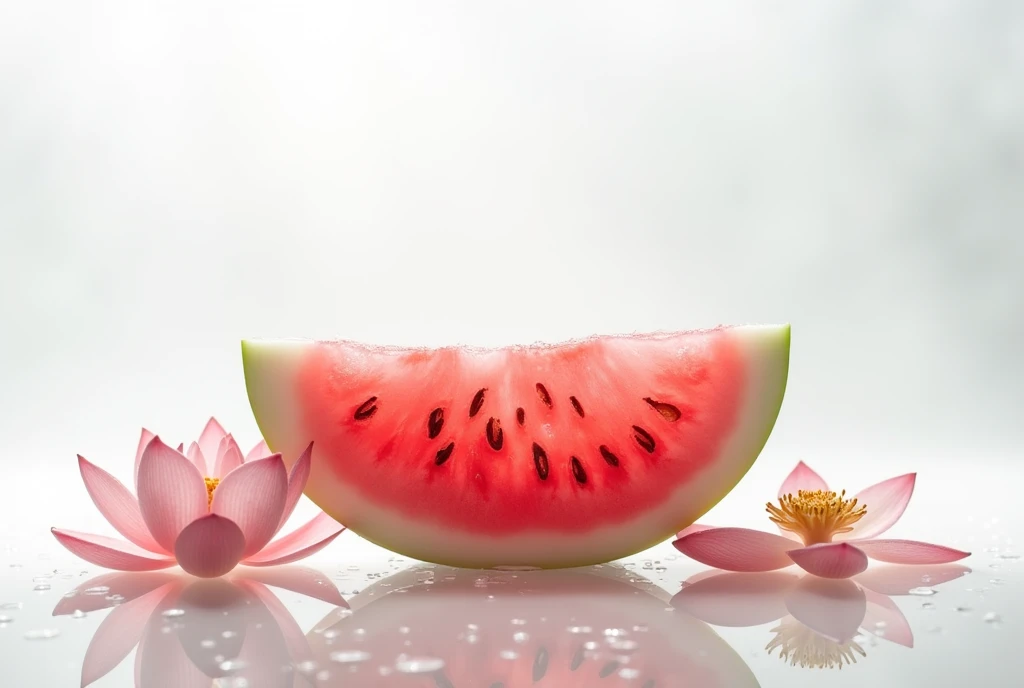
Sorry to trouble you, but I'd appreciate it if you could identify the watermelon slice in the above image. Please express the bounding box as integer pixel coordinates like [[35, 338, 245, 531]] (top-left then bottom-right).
[[241, 324, 790, 568]]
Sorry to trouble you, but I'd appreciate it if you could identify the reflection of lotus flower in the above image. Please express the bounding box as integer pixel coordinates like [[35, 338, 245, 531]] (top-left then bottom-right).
[[766, 618, 866, 670], [53, 566, 346, 687], [673, 461, 970, 578], [672, 563, 971, 670], [52, 418, 345, 577]]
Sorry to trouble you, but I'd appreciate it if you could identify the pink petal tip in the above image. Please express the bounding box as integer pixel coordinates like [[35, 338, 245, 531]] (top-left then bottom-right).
[[789, 542, 869, 579], [855, 539, 970, 565], [839, 473, 916, 541], [51, 529, 175, 572], [173, 514, 245, 578], [672, 527, 797, 572], [778, 460, 829, 498]]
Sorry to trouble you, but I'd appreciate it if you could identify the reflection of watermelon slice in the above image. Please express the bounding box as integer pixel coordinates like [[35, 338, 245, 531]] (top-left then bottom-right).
[[306, 565, 760, 687], [242, 325, 789, 567]]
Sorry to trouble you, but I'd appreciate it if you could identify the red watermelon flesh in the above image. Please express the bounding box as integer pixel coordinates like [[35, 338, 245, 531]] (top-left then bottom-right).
[[242, 325, 789, 567], [306, 564, 760, 687]]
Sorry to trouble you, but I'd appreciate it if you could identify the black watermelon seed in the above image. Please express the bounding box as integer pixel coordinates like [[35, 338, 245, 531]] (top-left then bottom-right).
[[599, 445, 620, 467], [353, 396, 378, 420], [536, 383, 552, 408], [532, 646, 549, 681], [570, 456, 587, 485], [469, 388, 487, 418], [569, 395, 584, 417], [427, 407, 445, 439], [532, 443, 550, 480], [632, 425, 656, 453], [433, 673, 454, 688], [570, 645, 585, 671], [516, 407, 526, 426], [435, 442, 455, 466], [644, 397, 682, 421], [486, 417, 504, 451], [599, 661, 620, 678]]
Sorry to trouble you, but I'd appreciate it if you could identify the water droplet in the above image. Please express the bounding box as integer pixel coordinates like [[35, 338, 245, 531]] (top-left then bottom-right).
[[922, 602, 936, 610], [316, 670, 331, 681], [398, 626, 410, 634], [498, 650, 518, 660], [583, 641, 599, 650], [105, 594, 125, 604], [984, 612, 1002, 624], [221, 631, 237, 639], [395, 656, 445, 673], [219, 659, 248, 673], [296, 660, 318, 674], [231, 678, 250, 688], [162, 608, 185, 619], [33, 584, 51, 592], [609, 639, 639, 651], [200, 639, 216, 649], [567, 625, 592, 634], [513, 632, 529, 644], [24, 629, 60, 640], [955, 605, 973, 613], [908, 587, 936, 596], [71, 610, 87, 619], [330, 650, 371, 664], [997, 553, 1021, 560], [619, 667, 641, 679], [990, 578, 1005, 585], [603, 628, 628, 637], [0, 614, 13, 624], [84, 586, 110, 596], [378, 666, 393, 676], [0, 603, 22, 610], [511, 618, 527, 625], [32, 575, 53, 583]]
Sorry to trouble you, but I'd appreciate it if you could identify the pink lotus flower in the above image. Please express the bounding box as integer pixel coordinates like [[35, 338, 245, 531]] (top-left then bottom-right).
[[52, 418, 346, 577], [673, 461, 970, 579], [53, 566, 345, 687], [672, 563, 970, 667]]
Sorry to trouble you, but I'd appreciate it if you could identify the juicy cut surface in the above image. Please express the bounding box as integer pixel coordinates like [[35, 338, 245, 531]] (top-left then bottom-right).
[[296, 330, 747, 535]]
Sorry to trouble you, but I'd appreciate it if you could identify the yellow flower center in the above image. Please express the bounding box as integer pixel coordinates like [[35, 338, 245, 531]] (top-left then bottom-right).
[[765, 489, 867, 546], [765, 618, 867, 670], [204, 477, 220, 508]]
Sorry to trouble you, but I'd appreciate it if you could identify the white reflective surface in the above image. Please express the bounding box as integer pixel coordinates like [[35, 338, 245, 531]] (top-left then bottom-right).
[[2, 517, 1019, 687]]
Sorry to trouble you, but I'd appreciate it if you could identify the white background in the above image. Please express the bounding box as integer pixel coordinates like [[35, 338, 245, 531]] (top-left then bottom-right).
[[1, 1, 1022, 550], [2, 3, 1023, 687]]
